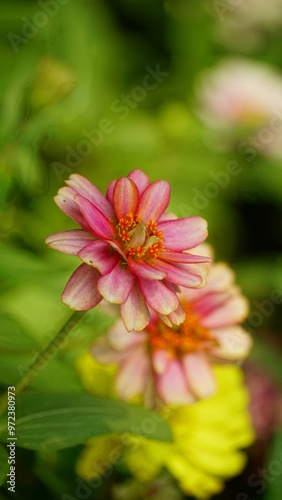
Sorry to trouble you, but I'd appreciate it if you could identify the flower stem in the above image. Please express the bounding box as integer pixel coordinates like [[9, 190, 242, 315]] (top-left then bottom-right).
[[0, 311, 86, 416]]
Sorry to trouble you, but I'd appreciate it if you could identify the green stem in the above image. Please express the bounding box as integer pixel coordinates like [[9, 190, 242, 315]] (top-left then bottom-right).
[[0, 311, 86, 416]]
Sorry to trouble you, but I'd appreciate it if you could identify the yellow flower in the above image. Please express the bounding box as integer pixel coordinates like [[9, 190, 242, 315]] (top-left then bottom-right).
[[76, 357, 255, 499]]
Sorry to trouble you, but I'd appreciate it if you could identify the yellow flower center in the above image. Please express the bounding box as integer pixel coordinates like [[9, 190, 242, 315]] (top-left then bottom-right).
[[117, 212, 164, 260], [147, 304, 218, 355]]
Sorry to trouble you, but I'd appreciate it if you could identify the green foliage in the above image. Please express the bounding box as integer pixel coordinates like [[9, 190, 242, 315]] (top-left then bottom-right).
[[0, 393, 172, 451]]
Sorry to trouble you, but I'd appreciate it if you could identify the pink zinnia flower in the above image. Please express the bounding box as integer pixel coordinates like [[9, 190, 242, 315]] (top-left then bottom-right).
[[46, 170, 210, 331], [92, 251, 252, 404]]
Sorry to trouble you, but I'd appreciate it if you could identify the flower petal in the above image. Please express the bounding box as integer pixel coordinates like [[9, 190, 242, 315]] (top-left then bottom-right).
[[113, 177, 139, 219], [91, 336, 126, 364], [46, 229, 96, 255], [211, 327, 253, 360], [200, 294, 249, 328], [121, 281, 151, 332], [128, 258, 166, 280], [106, 179, 116, 204], [168, 301, 186, 326], [98, 262, 135, 304], [115, 347, 150, 400], [78, 241, 120, 274], [152, 259, 204, 288], [159, 250, 212, 264], [107, 317, 147, 351], [182, 353, 216, 399], [158, 212, 178, 222], [157, 359, 194, 404], [158, 216, 208, 251], [66, 174, 114, 219], [74, 194, 117, 239], [62, 264, 102, 310], [138, 278, 179, 315], [54, 187, 89, 229], [128, 169, 150, 196], [152, 349, 172, 375], [137, 180, 170, 223]]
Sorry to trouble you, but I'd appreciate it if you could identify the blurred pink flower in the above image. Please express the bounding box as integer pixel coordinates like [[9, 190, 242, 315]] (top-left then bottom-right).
[[92, 253, 252, 405], [46, 170, 210, 331]]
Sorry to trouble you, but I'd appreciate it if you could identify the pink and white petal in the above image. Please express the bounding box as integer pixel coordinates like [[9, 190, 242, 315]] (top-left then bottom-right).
[[157, 359, 194, 404], [168, 301, 186, 326], [115, 347, 151, 400], [158, 212, 178, 222], [74, 194, 117, 239], [152, 349, 172, 375], [98, 262, 135, 304], [46, 229, 96, 255], [192, 290, 233, 317], [159, 250, 212, 264], [106, 179, 116, 204], [182, 353, 216, 399], [201, 295, 249, 329], [62, 264, 102, 310], [113, 177, 139, 219], [66, 174, 114, 219], [138, 278, 179, 315], [121, 282, 151, 332], [54, 187, 89, 229], [137, 180, 170, 223], [128, 169, 150, 196], [128, 258, 166, 280], [78, 241, 120, 274], [152, 259, 204, 288], [91, 336, 127, 364], [107, 317, 147, 351], [211, 326, 253, 360], [158, 216, 208, 251], [107, 240, 127, 259], [205, 263, 236, 291]]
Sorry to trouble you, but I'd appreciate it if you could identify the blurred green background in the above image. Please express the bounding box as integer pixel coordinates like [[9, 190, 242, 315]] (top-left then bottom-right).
[[0, 1, 282, 499]]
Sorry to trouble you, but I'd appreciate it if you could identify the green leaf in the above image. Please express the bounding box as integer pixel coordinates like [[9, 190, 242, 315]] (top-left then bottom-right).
[[0, 393, 172, 451], [0, 444, 9, 486], [263, 431, 282, 500]]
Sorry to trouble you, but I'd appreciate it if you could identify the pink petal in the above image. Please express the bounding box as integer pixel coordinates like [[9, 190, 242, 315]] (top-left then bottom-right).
[[158, 212, 178, 222], [74, 194, 117, 239], [46, 229, 96, 255], [128, 169, 150, 196], [152, 349, 171, 375], [138, 278, 179, 315], [128, 258, 166, 280], [106, 179, 116, 204], [192, 290, 233, 317], [97, 262, 135, 304], [91, 336, 126, 364], [200, 294, 249, 329], [121, 281, 151, 332], [168, 301, 186, 326], [137, 180, 170, 223], [107, 317, 147, 351], [158, 216, 208, 251], [115, 347, 150, 400], [78, 241, 120, 274], [205, 263, 235, 290], [157, 359, 194, 404], [113, 177, 139, 220], [54, 187, 89, 229], [152, 259, 204, 288], [62, 264, 102, 310], [211, 327, 253, 360], [182, 353, 216, 399], [159, 250, 212, 264], [66, 174, 114, 219]]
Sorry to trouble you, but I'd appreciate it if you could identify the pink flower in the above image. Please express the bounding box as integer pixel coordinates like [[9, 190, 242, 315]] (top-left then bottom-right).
[[92, 251, 252, 404], [46, 170, 210, 331]]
